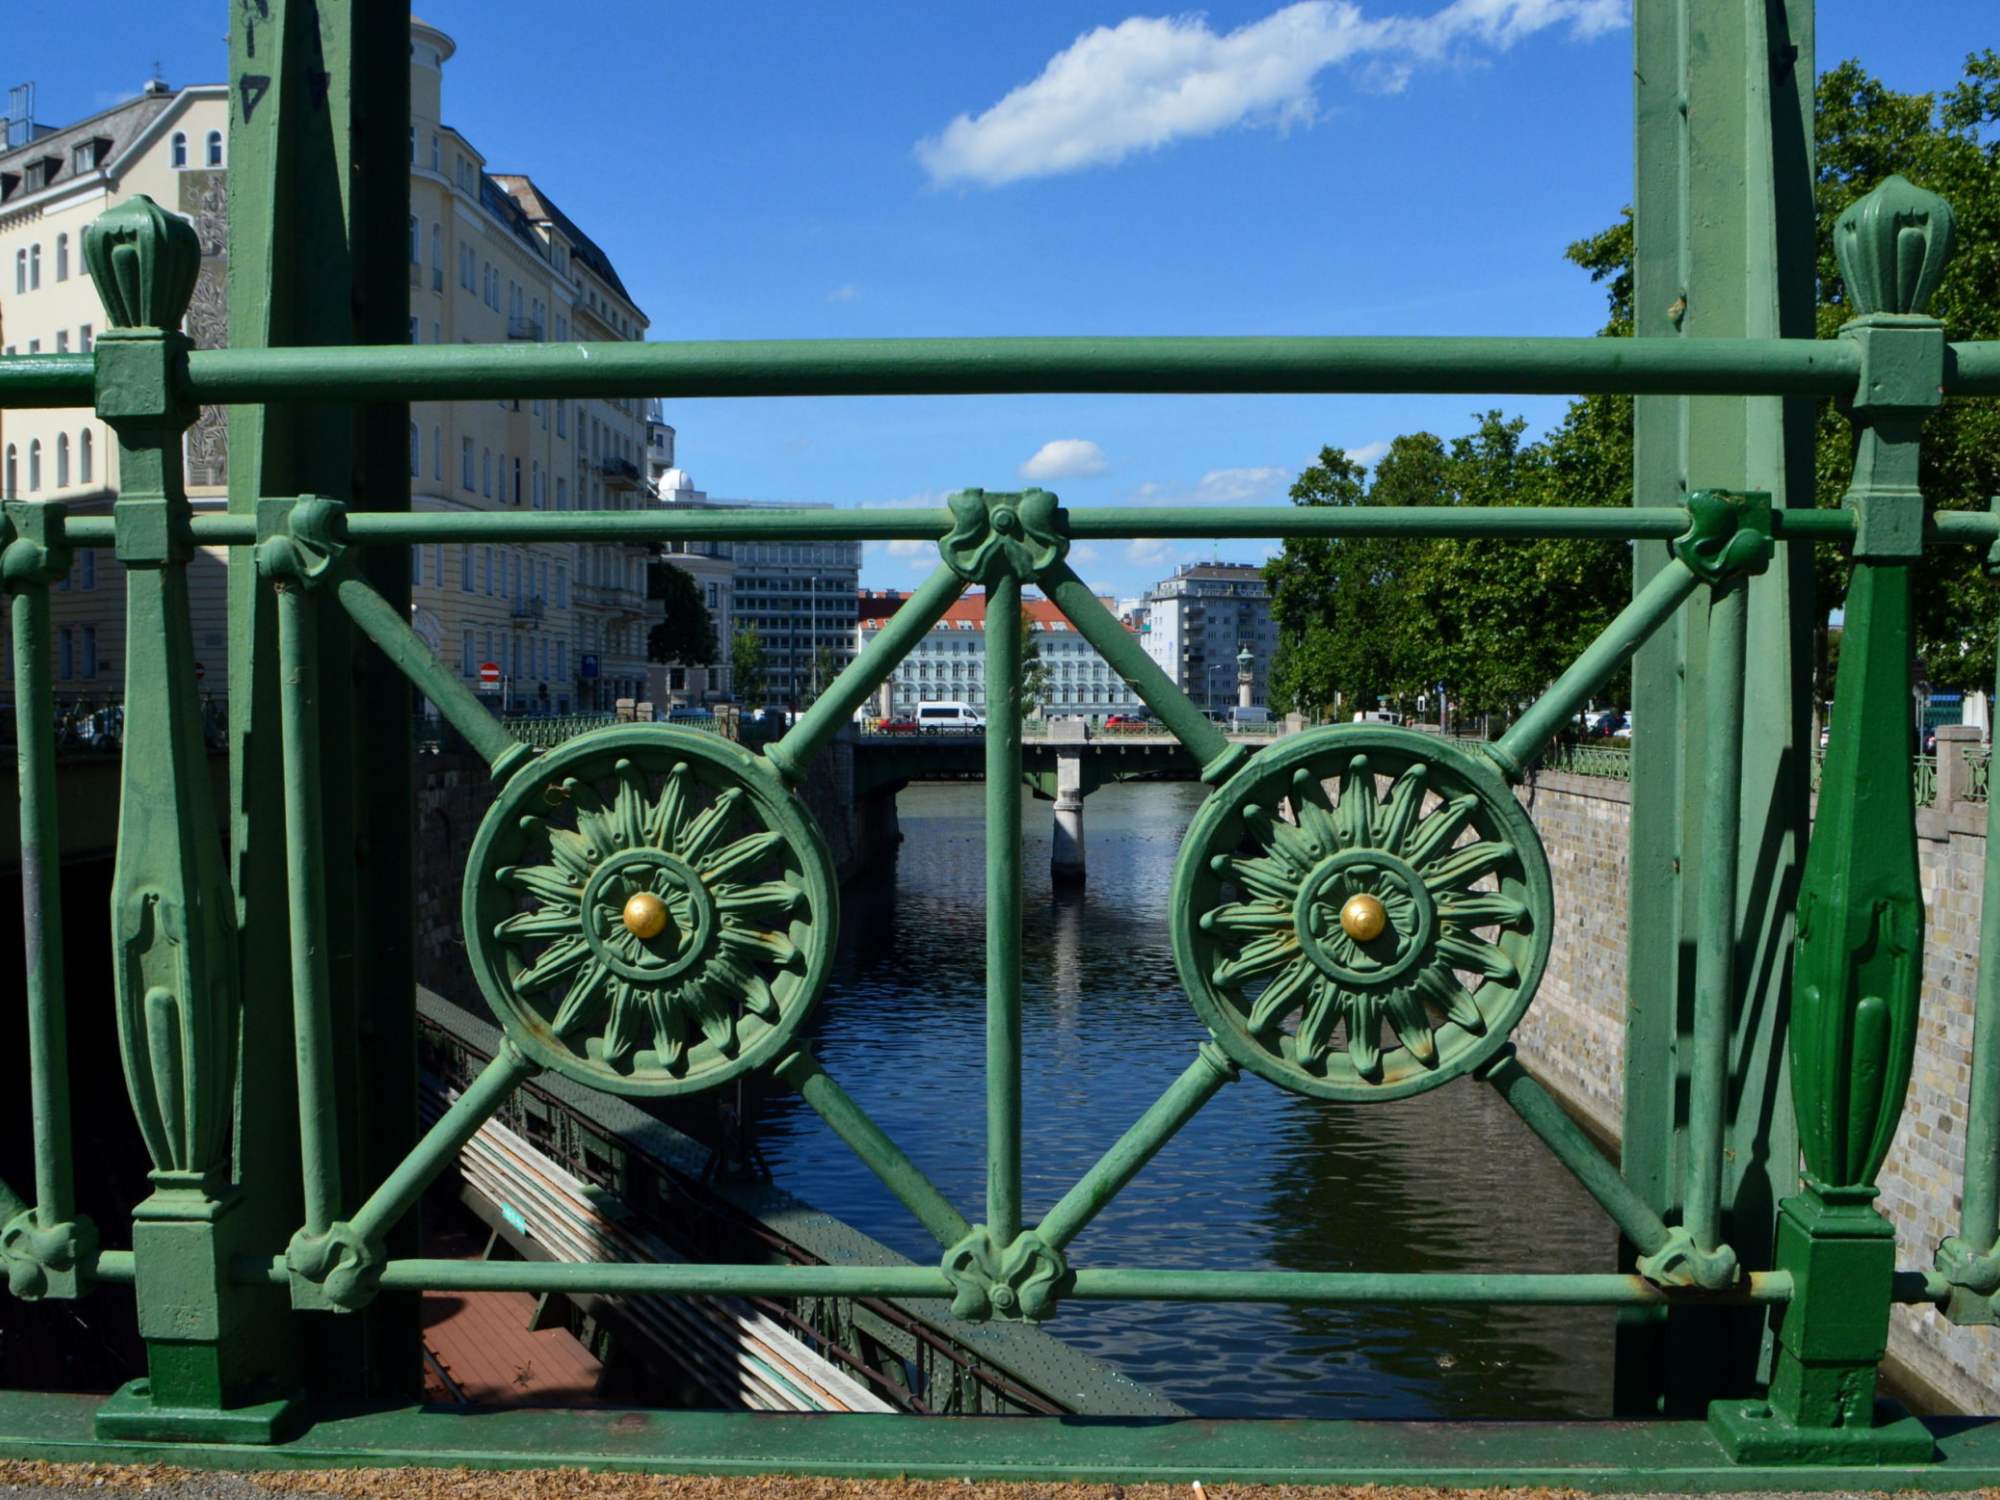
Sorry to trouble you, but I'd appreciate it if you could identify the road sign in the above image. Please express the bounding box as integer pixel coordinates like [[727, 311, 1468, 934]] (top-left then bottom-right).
[[479, 661, 501, 690]]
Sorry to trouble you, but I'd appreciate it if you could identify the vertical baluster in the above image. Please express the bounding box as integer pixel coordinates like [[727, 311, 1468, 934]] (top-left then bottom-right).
[[84, 196, 301, 1443], [0, 501, 96, 1299], [1709, 174, 1952, 1464], [985, 569, 1023, 1245]]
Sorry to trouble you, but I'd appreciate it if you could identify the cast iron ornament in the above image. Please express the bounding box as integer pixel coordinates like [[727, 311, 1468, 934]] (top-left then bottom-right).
[[1172, 726, 1552, 1100], [464, 725, 837, 1097]]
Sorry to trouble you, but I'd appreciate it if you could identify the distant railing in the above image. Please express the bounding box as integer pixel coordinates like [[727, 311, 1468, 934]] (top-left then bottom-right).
[[499, 712, 617, 749]]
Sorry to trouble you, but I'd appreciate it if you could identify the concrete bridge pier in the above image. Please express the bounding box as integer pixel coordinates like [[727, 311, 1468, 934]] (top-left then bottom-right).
[[1051, 752, 1086, 884]]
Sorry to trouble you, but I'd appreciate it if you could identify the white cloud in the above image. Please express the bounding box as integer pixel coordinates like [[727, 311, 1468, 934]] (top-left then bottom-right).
[[1128, 465, 1291, 506], [885, 538, 931, 557], [1020, 438, 1109, 481], [826, 283, 860, 303], [1069, 542, 1101, 564], [916, 0, 1627, 187], [1125, 538, 1181, 569], [1346, 439, 1391, 468]]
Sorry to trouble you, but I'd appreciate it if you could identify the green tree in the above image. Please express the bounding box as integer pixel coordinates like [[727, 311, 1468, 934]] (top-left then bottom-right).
[[732, 622, 768, 707], [800, 644, 840, 709], [1266, 51, 2000, 712], [646, 561, 719, 667]]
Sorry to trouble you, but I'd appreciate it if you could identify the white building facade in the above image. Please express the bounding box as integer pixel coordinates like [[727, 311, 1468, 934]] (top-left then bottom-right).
[[1140, 562, 1277, 711], [856, 592, 1142, 719]]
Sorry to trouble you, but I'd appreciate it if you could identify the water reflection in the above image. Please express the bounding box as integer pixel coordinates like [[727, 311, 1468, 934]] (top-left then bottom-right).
[[753, 780, 1616, 1417]]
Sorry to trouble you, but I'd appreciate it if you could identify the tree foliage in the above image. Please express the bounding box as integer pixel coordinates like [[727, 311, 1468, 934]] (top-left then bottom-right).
[[1266, 50, 2000, 715], [1021, 607, 1050, 718], [646, 561, 720, 667], [732, 622, 767, 707]]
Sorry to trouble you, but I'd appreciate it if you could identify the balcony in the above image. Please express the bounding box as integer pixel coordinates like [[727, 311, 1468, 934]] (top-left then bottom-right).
[[510, 595, 546, 622], [600, 457, 642, 490], [507, 315, 544, 341]]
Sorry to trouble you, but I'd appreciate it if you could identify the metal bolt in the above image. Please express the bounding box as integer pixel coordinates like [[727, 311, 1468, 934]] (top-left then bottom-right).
[[1340, 892, 1388, 942], [622, 890, 669, 940]]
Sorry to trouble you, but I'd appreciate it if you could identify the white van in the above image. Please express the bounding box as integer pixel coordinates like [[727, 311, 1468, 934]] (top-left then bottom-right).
[[1352, 709, 1403, 725], [917, 701, 985, 732]]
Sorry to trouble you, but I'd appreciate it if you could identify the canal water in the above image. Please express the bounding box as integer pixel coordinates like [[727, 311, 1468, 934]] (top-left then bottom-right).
[[754, 780, 1621, 1419]]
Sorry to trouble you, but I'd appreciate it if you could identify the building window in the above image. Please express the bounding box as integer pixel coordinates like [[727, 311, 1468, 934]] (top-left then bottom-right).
[[481, 448, 491, 497], [432, 543, 443, 587], [481, 547, 492, 594], [531, 461, 542, 509], [55, 433, 68, 487], [462, 629, 474, 678], [460, 436, 474, 489], [55, 330, 68, 354], [171, 132, 187, 168], [28, 243, 39, 290], [12, 249, 22, 294], [81, 549, 94, 589], [3, 445, 14, 498], [59, 628, 73, 681], [556, 565, 568, 608], [27, 440, 40, 492], [555, 477, 567, 510], [512, 457, 521, 505], [460, 544, 474, 592], [431, 224, 442, 291], [54, 233, 67, 281], [408, 215, 419, 263], [206, 130, 223, 167], [408, 422, 420, 476], [432, 426, 442, 480], [430, 133, 440, 172], [78, 324, 92, 352]]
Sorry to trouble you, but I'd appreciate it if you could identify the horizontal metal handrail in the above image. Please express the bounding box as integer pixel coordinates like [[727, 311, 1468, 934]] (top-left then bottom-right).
[[39, 503, 2000, 551], [2, 332, 1995, 411]]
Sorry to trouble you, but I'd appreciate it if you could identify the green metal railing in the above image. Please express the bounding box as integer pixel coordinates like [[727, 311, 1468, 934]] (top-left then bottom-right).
[[1, 91, 1999, 1480]]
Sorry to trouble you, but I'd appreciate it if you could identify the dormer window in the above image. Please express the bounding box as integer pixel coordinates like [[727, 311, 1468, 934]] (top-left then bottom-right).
[[170, 131, 187, 168], [205, 130, 222, 167]]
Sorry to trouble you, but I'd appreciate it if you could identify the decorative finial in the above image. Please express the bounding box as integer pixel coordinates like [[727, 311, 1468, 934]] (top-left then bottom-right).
[[81, 194, 200, 332], [1834, 174, 1956, 318]]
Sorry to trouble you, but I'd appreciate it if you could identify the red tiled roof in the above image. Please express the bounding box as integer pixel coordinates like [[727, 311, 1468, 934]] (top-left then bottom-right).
[[857, 591, 1130, 632]]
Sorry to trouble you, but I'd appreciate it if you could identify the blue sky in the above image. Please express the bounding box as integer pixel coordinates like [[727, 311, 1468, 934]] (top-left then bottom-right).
[[9, 1, 1994, 597]]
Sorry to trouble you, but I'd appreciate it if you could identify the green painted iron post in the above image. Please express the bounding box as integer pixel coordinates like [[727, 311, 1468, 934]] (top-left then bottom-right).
[[1623, 0, 1817, 1414], [225, 0, 418, 1401], [86, 198, 299, 1443]]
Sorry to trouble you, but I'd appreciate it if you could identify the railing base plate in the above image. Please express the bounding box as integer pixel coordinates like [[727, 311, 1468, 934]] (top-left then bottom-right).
[[1707, 1397, 1936, 1465], [0, 1393, 1997, 1487], [93, 1381, 303, 1447]]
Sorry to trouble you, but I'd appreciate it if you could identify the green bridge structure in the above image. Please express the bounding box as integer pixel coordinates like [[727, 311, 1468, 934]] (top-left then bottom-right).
[[6, 0, 2000, 1485]]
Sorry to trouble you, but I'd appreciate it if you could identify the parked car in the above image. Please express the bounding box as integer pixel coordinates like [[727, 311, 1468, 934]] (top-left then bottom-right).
[[666, 705, 714, 725], [1352, 709, 1403, 725], [1103, 712, 1156, 730], [874, 715, 920, 735]]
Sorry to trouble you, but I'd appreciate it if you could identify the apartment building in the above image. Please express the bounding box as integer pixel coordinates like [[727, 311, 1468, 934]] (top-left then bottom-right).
[[0, 77, 231, 700], [1139, 562, 1276, 711], [408, 19, 652, 713], [855, 590, 1142, 719], [0, 21, 656, 712]]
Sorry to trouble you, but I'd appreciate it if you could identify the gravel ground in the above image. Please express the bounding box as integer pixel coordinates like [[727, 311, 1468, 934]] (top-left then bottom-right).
[[0, 1468, 1977, 1500]]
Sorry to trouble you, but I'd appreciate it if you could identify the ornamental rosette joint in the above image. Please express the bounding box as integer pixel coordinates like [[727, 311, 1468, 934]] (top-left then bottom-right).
[[286, 1221, 383, 1313], [0, 1210, 98, 1301], [1673, 490, 1772, 587], [0, 500, 73, 591], [938, 488, 1069, 586], [255, 495, 347, 588], [941, 1225, 1069, 1323], [1636, 1224, 1740, 1293]]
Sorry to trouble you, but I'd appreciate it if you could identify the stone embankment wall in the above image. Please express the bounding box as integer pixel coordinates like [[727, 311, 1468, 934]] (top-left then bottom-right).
[[414, 732, 862, 1003], [1508, 749, 1996, 1412]]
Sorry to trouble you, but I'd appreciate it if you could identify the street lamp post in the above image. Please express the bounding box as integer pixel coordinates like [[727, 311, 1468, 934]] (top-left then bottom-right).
[[1206, 662, 1227, 716]]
